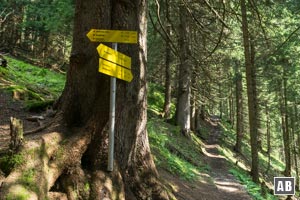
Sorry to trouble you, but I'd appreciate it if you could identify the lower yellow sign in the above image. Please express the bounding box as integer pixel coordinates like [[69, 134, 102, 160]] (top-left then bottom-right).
[[99, 58, 133, 82]]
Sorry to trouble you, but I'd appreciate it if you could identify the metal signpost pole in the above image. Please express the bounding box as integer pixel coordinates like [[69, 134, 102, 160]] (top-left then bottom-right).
[[107, 43, 117, 172]]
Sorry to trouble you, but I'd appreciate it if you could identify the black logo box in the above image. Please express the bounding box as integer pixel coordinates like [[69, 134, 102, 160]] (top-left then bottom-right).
[[274, 177, 295, 195]]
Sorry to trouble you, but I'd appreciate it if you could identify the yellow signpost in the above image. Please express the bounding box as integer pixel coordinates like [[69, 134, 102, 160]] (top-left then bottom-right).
[[87, 29, 138, 44], [87, 29, 137, 172]]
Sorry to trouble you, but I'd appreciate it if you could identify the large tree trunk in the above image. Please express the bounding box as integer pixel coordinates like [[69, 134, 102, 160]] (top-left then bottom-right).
[[240, 0, 259, 183], [176, 5, 191, 137], [0, 1, 170, 199], [62, 0, 169, 199]]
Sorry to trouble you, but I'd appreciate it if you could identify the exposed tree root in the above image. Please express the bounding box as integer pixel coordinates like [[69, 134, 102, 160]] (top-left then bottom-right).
[[0, 115, 173, 200], [0, 115, 91, 199]]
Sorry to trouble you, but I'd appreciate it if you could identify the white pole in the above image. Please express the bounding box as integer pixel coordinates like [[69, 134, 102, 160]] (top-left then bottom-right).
[[107, 43, 117, 171]]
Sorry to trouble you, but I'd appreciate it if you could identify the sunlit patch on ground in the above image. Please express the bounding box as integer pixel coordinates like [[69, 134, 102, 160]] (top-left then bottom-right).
[[214, 178, 243, 192]]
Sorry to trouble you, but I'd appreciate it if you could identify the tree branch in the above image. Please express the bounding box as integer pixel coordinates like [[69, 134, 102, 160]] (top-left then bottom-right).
[[148, 2, 179, 57], [202, 0, 230, 29]]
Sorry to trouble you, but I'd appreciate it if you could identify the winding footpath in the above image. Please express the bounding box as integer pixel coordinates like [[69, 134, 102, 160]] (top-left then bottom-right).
[[160, 120, 253, 200], [202, 122, 252, 200]]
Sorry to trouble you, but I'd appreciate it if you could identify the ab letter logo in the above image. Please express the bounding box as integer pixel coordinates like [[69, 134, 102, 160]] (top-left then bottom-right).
[[274, 177, 295, 195]]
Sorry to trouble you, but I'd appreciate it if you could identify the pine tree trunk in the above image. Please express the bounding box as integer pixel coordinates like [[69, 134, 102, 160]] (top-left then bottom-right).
[[240, 0, 259, 183], [281, 74, 291, 177], [162, 0, 172, 119], [234, 63, 243, 153], [61, 0, 169, 199], [176, 5, 191, 137], [291, 103, 299, 191], [266, 105, 271, 173]]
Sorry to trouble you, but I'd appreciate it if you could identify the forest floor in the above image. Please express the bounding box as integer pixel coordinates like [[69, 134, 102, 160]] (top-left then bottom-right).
[[159, 119, 252, 200], [0, 87, 253, 199], [0, 89, 38, 154]]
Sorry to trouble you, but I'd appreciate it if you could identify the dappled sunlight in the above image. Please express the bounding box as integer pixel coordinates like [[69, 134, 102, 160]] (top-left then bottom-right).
[[214, 179, 243, 193], [202, 144, 226, 159]]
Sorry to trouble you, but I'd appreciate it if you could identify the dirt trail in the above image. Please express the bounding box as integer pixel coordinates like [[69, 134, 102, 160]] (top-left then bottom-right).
[[0, 90, 37, 153], [160, 120, 253, 200], [203, 122, 252, 200]]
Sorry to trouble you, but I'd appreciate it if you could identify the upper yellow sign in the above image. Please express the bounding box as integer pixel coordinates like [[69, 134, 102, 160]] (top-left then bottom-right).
[[87, 29, 138, 44], [97, 44, 131, 69]]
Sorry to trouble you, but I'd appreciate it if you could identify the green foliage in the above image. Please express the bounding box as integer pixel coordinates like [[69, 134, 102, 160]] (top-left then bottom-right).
[[229, 168, 277, 200], [6, 189, 30, 200], [0, 153, 25, 175], [148, 118, 209, 181], [20, 168, 39, 193], [25, 99, 55, 111], [0, 56, 65, 105], [148, 83, 175, 118], [148, 83, 165, 114]]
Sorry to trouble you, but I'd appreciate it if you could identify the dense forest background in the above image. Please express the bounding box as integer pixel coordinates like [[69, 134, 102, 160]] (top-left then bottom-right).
[[1, 0, 300, 199]]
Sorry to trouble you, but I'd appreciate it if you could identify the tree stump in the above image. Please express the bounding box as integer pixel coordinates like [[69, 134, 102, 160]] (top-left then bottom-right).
[[9, 117, 24, 151]]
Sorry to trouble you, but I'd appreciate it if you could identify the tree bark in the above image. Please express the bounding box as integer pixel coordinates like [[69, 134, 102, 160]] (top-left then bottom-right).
[[176, 5, 191, 137], [280, 72, 291, 177], [234, 63, 243, 153], [265, 105, 271, 173], [240, 0, 259, 183], [162, 0, 172, 119]]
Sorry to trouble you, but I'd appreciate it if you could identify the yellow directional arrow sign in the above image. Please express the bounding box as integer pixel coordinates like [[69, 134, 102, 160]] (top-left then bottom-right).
[[97, 44, 131, 69], [87, 29, 138, 44], [99, 58, 133, 82]]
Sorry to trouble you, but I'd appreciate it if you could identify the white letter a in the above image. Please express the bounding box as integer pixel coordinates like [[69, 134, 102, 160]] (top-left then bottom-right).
[[277, 181, 284, 191]]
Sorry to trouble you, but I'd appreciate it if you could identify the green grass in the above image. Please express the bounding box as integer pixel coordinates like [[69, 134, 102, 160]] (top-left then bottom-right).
[[229, 168, 278, 200], [0, 56, 65, 109], [148, 118, 209, 180], [0, 153, 25, 175], [147, 82, 210, 181], [148, 83, 175, 118]]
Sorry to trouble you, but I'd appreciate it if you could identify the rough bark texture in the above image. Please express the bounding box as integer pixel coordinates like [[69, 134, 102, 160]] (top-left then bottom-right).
[[60, 0, 169, 199], [240, 0, 259, 183], [176, 5, 191, 137]]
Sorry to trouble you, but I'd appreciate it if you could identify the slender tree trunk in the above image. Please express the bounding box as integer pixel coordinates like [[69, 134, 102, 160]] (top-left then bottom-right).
[[240, 0, 259, 183], [281, 74, 291, 177], [162, 0, 172, 119], [291, 103, 299, 191], [176, 5, 191, 137], [234, 63, 243, 153], [229, 83, 234, 128], [265, 105, 271, 173], [219, 83, 223, 119]]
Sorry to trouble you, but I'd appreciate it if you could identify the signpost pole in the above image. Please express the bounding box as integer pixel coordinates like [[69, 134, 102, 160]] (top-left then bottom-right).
[[108, 43, 117, 172]]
